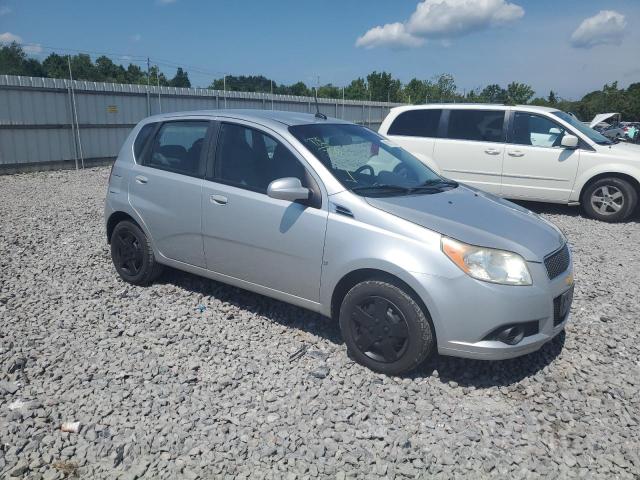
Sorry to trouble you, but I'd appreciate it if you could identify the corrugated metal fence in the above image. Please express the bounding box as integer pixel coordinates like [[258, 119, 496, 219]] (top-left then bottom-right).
[[0, 75, 403, 173]]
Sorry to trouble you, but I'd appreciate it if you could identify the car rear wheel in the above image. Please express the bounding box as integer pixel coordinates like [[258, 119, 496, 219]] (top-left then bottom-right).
[[110, 220, 162, 285], [339, 280, 435, 375], [582, 177, 637, 222]]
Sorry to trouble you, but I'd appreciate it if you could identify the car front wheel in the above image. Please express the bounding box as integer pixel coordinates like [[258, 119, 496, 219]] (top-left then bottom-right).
[[110, 220, 163, 285], [339, 280, 435, 375], [582, 177, 637, 222]]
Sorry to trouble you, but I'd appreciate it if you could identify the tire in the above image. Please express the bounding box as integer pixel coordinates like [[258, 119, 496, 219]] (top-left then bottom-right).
[[110, 220, 163, 286], [339, 280, 434, 375], [581, 177, 637, 222]]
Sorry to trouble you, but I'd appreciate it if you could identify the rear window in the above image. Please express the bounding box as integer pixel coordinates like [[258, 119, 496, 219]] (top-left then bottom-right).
[[388, 109, 441, 137], [446, 110, 505, 143], [134, 123, 156, 160]]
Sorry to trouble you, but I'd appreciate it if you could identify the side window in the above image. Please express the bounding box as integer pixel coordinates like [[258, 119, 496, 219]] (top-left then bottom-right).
[[447, 110, 505, 143], [134, 123, 156, 161], [145, 121, 209, 176], [215, 123, 307, 193], [512, 113, 566, 148], [388, 109, 442, 137]]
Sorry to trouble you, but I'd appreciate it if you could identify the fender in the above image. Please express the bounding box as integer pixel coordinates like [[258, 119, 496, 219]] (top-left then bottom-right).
[[571, 163, 640, 202]]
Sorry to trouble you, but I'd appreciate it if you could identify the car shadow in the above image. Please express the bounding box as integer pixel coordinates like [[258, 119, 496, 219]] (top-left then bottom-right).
[[158, 268, 565, 388], [511, 199, 640, 223]]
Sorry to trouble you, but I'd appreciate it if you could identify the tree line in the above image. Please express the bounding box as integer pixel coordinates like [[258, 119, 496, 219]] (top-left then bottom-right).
[[1, 43, 639, 121]]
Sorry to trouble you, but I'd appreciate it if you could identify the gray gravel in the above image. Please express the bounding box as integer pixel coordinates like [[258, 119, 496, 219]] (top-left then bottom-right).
[[1, 166, 639, 479]]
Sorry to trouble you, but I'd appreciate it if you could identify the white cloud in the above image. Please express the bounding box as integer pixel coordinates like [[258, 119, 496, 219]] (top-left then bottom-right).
[[0, 6, 11, 15], [0, 31, 21, 43], [570, 10, 626, 49], [356, 0, 524, 49], [356, 22, 424, 49], [0, 32, 42, 54]]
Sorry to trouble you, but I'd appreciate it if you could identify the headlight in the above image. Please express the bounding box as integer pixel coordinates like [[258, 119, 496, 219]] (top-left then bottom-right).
[[441, 237, 532, 286]]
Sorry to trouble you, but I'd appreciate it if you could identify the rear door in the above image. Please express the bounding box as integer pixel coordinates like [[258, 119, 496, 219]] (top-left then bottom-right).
[[501, 111, 580, 202], [432, 109, 507, 194], [128, 120, 214, 267]]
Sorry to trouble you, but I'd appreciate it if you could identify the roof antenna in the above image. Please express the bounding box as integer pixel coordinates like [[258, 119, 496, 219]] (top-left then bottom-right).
[[314, 88, 327, 120]]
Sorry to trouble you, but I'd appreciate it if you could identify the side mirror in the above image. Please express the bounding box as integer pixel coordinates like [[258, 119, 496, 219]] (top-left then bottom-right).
[[267, 177, 310, 202], [561, 135, 579, 149]]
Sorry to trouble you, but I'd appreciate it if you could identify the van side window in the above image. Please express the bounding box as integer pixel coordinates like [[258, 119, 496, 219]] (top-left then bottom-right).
[[512, 113, 566, 148], [447, 110, 505, 143], [144, 121, 209, 177], [215, 123, 307, 193], [134, 123, 156, 160], [388, 109, 442, 137]]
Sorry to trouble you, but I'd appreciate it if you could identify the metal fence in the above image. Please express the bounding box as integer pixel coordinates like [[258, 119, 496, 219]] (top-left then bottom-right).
[[0, 75, 403, 173]]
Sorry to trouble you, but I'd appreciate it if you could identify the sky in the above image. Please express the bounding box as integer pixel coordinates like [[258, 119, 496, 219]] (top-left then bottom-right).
[[1, 0, 639, 100]]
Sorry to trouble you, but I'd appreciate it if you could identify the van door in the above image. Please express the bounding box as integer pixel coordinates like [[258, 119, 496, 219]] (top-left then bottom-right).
[[432, 109, 506, 194], [128, 120, 213, 267], [501, 111, 580, 202]]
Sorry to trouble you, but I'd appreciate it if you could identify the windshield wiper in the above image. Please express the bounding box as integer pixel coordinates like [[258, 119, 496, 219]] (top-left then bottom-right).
[[351, 184, 412, 194], [419, 178, 459, 188]]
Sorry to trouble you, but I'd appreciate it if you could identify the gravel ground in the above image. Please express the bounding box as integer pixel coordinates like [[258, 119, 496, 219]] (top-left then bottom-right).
[[1, 166, 639, 480]]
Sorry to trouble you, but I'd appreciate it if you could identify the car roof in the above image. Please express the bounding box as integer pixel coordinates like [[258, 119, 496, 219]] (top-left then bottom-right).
[[389, 103, 559, 114], [143, 109, 351, 128]]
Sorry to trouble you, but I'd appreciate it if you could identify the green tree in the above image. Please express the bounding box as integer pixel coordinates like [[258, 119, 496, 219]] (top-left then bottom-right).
[[42, 53, 68, 78], [505, 82, 535, 105], [366, 71, 402, 102], [548, 90, 558, 105], [0, 42, 44, 76], [403, 78, 428, 104], [169, 67, 191, 88], [344, 78, 367, 100], [480, 84, 506, 103]]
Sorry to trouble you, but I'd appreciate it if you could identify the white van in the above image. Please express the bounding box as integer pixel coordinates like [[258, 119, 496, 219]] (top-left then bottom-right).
[[379, 104, 640, 222]]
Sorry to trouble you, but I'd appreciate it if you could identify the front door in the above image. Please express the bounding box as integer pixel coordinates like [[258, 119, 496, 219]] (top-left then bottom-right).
[[501, 112, 580, 202], [128, 120, 212, 267], [432, 109, 507, 194], [202, 121, 328, 301]]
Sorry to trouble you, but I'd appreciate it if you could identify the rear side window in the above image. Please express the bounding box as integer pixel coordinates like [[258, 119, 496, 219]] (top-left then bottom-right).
[[447, 110, 505, 143], [144, 121, 209, 177], [388, 109, 442, 137], [134, 123, 156, 160]]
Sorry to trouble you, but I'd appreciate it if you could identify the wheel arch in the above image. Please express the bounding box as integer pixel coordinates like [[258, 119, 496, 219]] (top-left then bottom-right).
[[579, 171, 640, 203], [106, 211, 141, 244], [330, 268, 432, 322]]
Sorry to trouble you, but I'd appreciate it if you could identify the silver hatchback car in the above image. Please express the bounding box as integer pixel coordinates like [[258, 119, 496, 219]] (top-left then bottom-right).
[[105, 110, 574, 375]]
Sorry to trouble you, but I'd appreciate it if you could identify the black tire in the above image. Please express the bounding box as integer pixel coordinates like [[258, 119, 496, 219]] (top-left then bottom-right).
[[110, 220, 163, 286], [581, 177, 637, 222], [339, 280, 434, 375]]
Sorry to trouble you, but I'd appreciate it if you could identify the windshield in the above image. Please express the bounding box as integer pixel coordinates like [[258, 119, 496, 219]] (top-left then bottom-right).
[[289, 123, 450, 196], [552, 110, 611, 145]]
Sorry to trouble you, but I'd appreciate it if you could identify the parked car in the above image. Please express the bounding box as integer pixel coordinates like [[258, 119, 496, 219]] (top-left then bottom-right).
[[599, 124, 628, 141], [105, 110, 574, 375], [379, 105, 640, 222]]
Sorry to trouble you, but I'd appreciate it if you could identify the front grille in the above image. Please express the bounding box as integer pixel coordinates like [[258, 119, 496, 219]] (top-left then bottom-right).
[[544, 244, 570, 280]]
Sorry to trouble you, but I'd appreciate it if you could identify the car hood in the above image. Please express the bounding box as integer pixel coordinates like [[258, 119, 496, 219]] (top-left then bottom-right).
[[604, 141, 640, 158], [590, 112, 619, 128], [365, 186, 565, 262]]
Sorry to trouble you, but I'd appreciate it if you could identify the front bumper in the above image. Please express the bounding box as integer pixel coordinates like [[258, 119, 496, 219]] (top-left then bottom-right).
[[414, 253, 574, 361]]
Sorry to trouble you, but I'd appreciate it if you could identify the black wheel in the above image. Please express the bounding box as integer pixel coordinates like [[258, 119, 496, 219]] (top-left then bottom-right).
[[110, 220, 162, 286], [582, 177, 637, 222], [339, 280, 434, 375]]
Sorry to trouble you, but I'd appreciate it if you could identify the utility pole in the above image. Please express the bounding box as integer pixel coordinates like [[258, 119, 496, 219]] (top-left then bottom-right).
[[67, 55, 84, 169], [156, 65, 162, 113], [223, 74, 227, 109], [146, 57, 151, 115], [271, 79, 274, 110], [342, 87, 345, 119]]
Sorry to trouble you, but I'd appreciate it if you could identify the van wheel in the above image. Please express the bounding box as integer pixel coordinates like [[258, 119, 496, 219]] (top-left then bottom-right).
[[110, 220, 163, 286], [582, 177, 637, 222], [339, 280, 434, 375]]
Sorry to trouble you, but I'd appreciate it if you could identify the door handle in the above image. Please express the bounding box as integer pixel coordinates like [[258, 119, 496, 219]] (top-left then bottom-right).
[[210, 194, 228, 205], [135, 175, 148, 184], [508, 151, 525, 157], [484, 148, 501, 155]]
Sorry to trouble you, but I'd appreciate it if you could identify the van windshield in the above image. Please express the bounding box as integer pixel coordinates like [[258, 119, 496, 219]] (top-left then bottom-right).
[[552, 111, 612, 145], [289, 123, 454, 196]]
